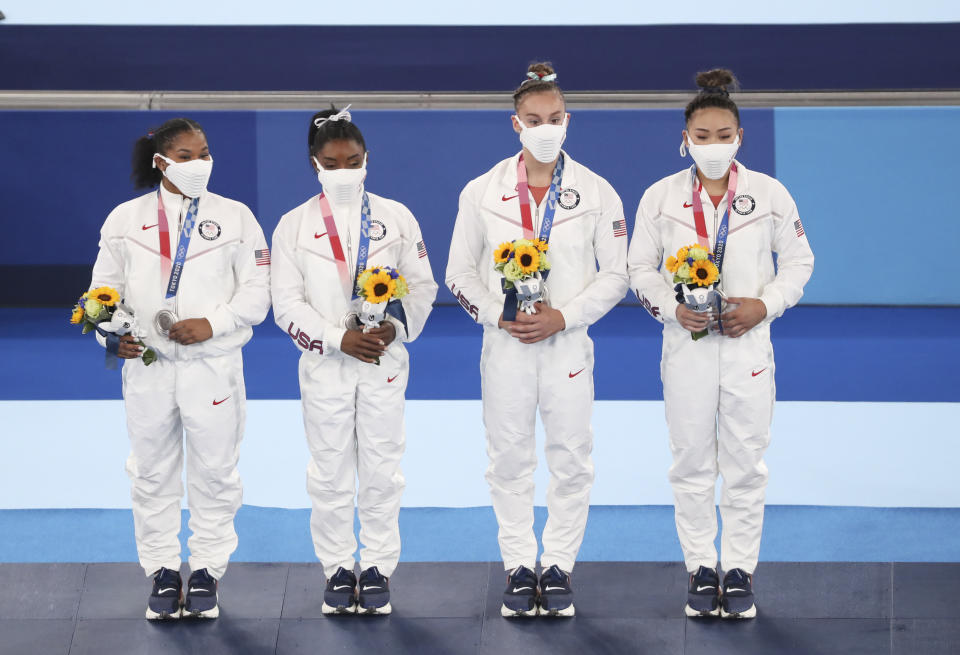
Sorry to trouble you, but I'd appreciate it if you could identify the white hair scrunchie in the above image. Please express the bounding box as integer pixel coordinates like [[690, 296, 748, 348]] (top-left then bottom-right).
[[314, 104, 353, 129]]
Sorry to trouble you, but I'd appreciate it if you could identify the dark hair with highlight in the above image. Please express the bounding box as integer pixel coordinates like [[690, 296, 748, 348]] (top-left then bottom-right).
[[308, 105, 367, 163], [684, 69, 741, 127], [512, 62, 564, 111], [130, 118, 205, 189]]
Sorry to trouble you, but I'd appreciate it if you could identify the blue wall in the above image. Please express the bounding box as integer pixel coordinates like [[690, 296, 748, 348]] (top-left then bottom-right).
[[2, 106, 957, 305], [3, 24, 959, 91]]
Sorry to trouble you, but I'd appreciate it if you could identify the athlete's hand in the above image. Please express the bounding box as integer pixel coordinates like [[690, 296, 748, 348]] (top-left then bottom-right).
[[676, 304, 711, 333], [366, 321, 397, 347], [117, 334, 144, 359], [168, 318, 213, 345], [719, 297, 767, 338], [340, 329, 387, 363], [505, 303, 566, 344]]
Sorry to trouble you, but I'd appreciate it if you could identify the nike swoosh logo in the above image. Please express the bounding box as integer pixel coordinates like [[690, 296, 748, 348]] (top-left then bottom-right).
[[502, 194, 519, 202], [512, 586, 533, 592], [543, 586, 567, 592], [213, 396, 230, 405], [726, 587, 747, 593], [157, 587, 178, 594], [333, 585, 353, 591], [314, 232, 327, 239], [569, 368, 585, 379], [696, 585, 716, 592], [142, 223, 159, 230], [751, 368, 767, 377], [189, 587, 210, 593], [387, 375, 398, 383], [362, 585, 382, 591], [683, 202, 693, 208]]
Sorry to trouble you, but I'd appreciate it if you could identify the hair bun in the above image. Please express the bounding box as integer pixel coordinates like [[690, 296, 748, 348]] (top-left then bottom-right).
[[695, 68, 738, 95]]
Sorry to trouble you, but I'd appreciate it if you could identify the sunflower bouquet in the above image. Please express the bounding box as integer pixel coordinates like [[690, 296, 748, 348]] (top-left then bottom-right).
[[665, 244, 721, 341], [70, 287, 157, 365], [353, 265, 409, 363], [494, 238, 551, 316]]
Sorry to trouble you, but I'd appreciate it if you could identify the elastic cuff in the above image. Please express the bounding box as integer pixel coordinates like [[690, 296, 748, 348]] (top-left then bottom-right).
[[479, 302, 501, 328], [325, 326, 348, 353], [360, 561, 398, 578], [502, 559, 537, 573], [142, 558, 182, 578], [556, 304, 580, 331], [207, 305, 237, 338], [758, 289, 784, 322], [384, 314, 407, 341], [540, 559, 575, 574]]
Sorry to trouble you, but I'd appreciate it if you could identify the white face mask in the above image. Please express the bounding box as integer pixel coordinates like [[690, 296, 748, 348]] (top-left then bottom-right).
[[314, 154, 367, 205], [681, 133, 740, 180], [154, 154, 213, 198], [516, 115, 568, 163]]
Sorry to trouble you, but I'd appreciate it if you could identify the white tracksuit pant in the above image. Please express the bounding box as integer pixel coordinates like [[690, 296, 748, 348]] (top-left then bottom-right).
[[661, 324, 774, 575], [300, 346, 408, 579], [481, 326, 595, 573], [122, 352, 246, 580]]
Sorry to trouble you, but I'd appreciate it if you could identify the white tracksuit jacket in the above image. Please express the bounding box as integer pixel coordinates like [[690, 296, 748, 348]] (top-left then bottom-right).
[[271, 189, 437, 578], [628, 162, 813, 574], [90, 184, 271, 579], [446, 151, 628, 572]]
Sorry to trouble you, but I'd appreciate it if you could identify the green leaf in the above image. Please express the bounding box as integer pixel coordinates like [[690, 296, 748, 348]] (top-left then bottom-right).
[[691, 329, 708, 341], [81, 322, 95, 335]]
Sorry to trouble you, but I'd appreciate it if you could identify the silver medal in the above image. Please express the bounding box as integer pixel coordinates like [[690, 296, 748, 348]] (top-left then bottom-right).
[[154, 309, 178, 337]]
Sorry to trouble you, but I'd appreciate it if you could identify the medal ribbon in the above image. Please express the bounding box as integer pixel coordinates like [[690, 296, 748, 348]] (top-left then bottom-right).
[[157, 190, 200, 300], [689, 163, 738, 332], [318, 191, 373, 300], [516, 153, 565, 244], [690, 162, 738, 275]]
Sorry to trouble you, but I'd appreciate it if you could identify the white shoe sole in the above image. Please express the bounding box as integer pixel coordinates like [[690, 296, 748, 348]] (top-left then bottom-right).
[[322, 601, 358, 615], [183, 605, 219, 619], [720, 604, 757, 619], [145, 606, 182, 620], [358, 601, 392, 615], [685, 603, 720, 618], [540, 603, 575, 617], [501, 603, 538, 617]]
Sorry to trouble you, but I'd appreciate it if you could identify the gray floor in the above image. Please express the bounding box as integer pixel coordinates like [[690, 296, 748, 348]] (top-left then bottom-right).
[[0, 562, 956, 654]]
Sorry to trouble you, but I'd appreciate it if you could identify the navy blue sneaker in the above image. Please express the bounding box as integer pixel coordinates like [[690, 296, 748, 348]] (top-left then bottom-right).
[[539, 565, 575, 617], [685, 566, 721, 617], [720, 568, 757, 619], [322, 566, 358, 614], [501, 565, 539, 617], [358, 566, 391, 615], [146, 567, 182, 620], [183, 568, 219, 619]]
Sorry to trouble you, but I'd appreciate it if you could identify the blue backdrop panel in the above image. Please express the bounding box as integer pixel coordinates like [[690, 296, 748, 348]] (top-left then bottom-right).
[[2, 24, 959, 91], [4, 306, 958, 402], [774, 107, 960, 305], [0, 111, 259, 265], [1, 107, 774, 305]]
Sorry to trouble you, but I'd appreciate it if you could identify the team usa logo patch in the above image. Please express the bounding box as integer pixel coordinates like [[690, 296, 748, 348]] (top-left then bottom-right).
[[367, 219, 387, 241], [198, 220, 221, 241], [255, 248, 271, 266], [558, 188, 580, 210], [612, 219, 627, 238], [732, 194, 756, 215]]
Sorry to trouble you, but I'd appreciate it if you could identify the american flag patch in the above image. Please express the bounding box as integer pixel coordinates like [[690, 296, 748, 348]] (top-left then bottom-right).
[[612, 219, 627, 238], [416, 240, 428, 259], [255, 248, 271, 266], [794, 219, 805, 238]]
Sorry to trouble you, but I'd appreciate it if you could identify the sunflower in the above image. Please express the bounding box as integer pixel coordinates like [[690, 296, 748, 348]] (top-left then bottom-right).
[[532, 238, 549, 252], [70, 305, 85, 324], [89, 286, 120, 306], [514, 245, 540, 274], [494, 242, 514, 264], [675, 246, 689, 264], [665, 256, 679, 273], [363, 270, 395, 303], [689, 260, 719, 287]]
